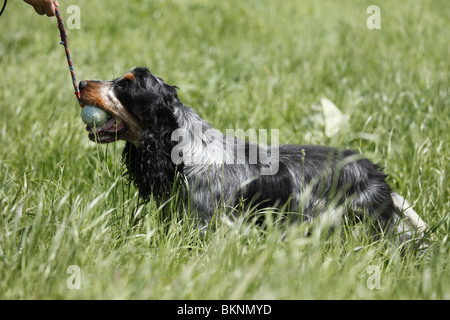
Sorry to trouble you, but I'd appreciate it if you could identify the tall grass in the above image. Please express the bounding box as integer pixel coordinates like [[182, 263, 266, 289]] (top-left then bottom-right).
[[0, 0, 449, 299]]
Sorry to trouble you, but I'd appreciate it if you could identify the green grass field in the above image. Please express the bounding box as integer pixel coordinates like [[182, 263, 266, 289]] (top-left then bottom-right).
[[0, 0, 449, 299]]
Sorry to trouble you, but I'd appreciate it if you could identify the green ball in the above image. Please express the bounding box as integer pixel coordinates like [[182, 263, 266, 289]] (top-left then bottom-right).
[[81, 105, 110, 128]]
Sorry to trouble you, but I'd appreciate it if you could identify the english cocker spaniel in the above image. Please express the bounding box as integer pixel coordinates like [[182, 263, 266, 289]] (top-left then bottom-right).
[[79, 67, 428, 247]]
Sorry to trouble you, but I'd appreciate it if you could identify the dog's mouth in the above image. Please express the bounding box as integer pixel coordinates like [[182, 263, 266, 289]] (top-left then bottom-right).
[[79, 80, 143, 145], [85, 114, 129, 143]]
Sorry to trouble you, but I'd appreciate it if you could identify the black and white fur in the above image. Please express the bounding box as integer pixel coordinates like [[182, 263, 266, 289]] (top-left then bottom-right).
[[79, 67, 428, 247]]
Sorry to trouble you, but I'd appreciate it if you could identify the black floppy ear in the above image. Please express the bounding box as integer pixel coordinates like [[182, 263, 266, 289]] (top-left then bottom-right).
[[122, 89, 181, 200], [154, 78, 180, 108]]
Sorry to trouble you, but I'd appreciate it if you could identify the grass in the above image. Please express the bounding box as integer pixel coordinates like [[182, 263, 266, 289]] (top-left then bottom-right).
[[0, 0, 449, 299]]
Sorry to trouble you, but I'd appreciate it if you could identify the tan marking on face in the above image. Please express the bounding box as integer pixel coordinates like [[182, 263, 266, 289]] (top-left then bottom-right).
[[122, 73, 135, 81], [79, 81, 107, 108]]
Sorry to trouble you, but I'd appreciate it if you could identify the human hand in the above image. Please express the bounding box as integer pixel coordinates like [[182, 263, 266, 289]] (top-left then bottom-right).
[[24, 0, 60, 17]]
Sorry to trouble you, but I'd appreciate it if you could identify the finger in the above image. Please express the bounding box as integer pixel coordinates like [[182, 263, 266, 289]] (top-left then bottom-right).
[[42, 0, 56, 16], [33, 6, 45, 15], [44, 5, 56, 16]]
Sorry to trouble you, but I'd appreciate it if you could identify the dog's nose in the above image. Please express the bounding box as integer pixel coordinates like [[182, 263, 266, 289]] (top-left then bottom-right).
[[79, 80, 88, 90]]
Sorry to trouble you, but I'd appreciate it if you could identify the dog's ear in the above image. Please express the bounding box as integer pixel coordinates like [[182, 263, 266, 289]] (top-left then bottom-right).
[[122, 93, 181, 200], [154, 76, 180, 107]]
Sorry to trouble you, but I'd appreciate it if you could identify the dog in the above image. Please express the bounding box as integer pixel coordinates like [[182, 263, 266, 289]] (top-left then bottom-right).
[[79, 67, 428, 247]]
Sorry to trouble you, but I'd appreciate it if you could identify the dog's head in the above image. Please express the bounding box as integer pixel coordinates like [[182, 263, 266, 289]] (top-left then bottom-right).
[[79, 67, 182, 199], [79, 67, 180, 145]]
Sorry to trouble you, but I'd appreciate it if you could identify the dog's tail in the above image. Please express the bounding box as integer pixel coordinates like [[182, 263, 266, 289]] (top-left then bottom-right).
[[391, 192, 431, 250]]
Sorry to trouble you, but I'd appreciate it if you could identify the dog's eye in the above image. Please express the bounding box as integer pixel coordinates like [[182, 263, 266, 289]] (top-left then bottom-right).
[[117, 80, 129, 91]]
